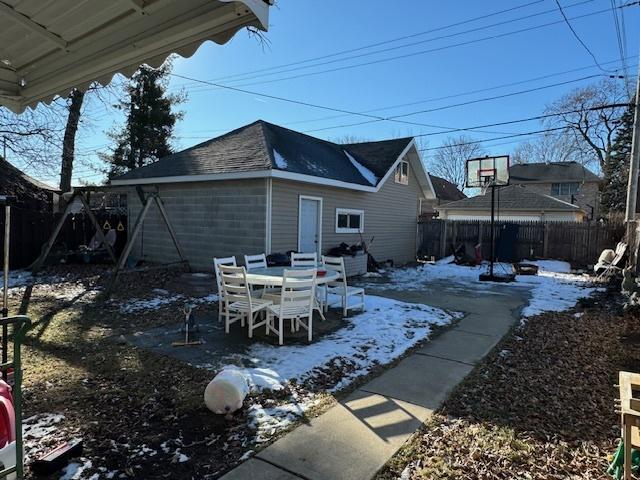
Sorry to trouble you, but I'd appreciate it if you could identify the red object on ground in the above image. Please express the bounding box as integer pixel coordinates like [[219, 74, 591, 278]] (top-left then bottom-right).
[[474, 244, 483, 265], [0, 381, 15, 447], [317, 270, 326, 277]]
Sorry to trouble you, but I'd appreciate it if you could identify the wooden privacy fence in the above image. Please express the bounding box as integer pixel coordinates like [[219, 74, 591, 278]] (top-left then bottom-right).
[[0, 208, 128, 269], [417, 219, 625, 267]]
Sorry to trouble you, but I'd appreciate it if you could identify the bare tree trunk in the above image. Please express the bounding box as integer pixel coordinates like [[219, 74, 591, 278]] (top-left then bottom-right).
[[60, 89, 85, 193]]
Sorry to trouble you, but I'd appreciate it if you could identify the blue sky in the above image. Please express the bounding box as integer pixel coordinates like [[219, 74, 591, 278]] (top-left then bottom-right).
[[37, 0, 640, 185]]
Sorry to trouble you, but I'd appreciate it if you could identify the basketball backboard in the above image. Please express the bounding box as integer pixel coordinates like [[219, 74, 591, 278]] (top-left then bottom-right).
[[466, 156, 510, 189]]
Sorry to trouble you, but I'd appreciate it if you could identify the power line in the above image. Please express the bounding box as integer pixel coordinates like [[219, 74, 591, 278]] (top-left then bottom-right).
[[303, 74, 605, 133], [179, 0, 594, 90], [555, 0, 616, 73], [411, 103, 630, 139], [182, 0, 548, 86], [179, 3, 624, 94], [419, 127, 568, 151]]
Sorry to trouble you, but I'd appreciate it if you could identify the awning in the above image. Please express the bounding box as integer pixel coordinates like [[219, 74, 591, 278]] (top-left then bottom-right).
[[0, 0, 271, 112]]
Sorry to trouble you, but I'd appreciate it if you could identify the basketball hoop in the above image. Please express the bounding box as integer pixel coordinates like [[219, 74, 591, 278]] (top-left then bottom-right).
[[464, 155, 515, 283]]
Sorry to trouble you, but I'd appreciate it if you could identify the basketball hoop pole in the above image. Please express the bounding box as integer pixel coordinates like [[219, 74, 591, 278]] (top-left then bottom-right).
[[489, 185, 495, 278]]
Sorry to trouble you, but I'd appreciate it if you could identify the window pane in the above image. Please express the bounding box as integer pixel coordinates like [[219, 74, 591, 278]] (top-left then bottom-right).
[[350, 214, 361, 229], [551, 184, 560, 195], [337, 214, 348, 228], [401, 161, 408, 176]]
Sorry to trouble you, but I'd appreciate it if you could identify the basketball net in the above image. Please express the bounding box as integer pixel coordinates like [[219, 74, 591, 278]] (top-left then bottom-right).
[[480, 175, 495, 196]]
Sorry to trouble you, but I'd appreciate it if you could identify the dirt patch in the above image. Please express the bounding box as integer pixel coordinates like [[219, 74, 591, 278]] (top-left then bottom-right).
[[377, 291, 640, 479]]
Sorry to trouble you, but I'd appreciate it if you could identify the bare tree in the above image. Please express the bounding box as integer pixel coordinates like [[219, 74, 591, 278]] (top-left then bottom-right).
[[60, 89, 85, 193], [511, 131, 597, 166], [429, 135, 485, 192], [0, 104, 65, 175], [543, 78, 628, 171], [332, 134, 370, 144]]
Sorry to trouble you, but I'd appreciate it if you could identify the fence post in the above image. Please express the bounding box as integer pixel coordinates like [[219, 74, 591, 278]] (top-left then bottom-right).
[[439, 221, 447, 258], [542, 223, 549, 258]]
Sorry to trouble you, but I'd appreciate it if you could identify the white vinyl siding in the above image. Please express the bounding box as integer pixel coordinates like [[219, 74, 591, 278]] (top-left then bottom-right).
[[271, 161, 423, 265]]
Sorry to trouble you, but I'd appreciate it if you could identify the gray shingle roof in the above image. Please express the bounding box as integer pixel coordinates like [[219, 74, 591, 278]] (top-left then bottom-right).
[[509, 162, 601, 184], [113, 120, 413, 187], [429, 174, 466, 201], [438, 185, 582, 212]]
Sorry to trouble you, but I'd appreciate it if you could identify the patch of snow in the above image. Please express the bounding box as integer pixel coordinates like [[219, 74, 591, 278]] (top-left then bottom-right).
[[59, 459, 92, 480], [248, 399, 319, 443], [344, 150, 378, 186], [171, 449, 189, 463], [361, 271, 382, 278], [273, 149, 288, 170], [369, 261, 598, 319], [522, 259, 572, 273], [114, 291, 218, 314], [0, 270, 33, 290], [221, 294, 457, 392]]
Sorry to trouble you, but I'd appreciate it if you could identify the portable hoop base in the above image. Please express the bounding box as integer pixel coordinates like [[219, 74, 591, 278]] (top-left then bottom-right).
[[479, 272, 516, 283]]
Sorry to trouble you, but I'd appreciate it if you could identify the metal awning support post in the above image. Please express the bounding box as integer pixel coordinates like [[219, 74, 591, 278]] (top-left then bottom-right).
[[0, 315, 31, 479], [30, 191, 118, 272]]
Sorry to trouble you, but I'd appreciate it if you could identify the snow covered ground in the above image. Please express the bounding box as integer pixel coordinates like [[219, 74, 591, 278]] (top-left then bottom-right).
[[112, 289, 218, 314], [214, 294, 460, 442], [374, 257, 598, 318]]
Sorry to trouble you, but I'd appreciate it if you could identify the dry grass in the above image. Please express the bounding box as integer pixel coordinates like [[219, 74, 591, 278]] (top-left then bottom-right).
[[377, 292, 640, 480]]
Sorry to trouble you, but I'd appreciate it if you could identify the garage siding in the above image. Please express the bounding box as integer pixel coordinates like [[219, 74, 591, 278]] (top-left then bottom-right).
[[127, 179, 267, 271], [270, 163, 423, 265]]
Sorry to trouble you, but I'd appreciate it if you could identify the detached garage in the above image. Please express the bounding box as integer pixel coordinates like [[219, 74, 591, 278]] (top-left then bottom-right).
[[110, 120, 437, 270]]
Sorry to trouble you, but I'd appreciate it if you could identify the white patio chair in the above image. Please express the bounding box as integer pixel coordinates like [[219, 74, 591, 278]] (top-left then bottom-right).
[[595, 241, 627, 279], [266, 268, 317, 345], [322, 256, 365, 316], [219, 265, 273, 337], [244, 253, 281, 301], [214, 256, 236, 322], [291, 252, 318, 268]]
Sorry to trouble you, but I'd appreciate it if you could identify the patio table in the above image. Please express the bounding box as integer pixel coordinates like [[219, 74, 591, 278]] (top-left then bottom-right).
[[244, 265, 340, 287]]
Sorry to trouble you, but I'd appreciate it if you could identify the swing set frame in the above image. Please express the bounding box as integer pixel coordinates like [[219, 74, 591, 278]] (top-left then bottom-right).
[[31, 185, 190, 297]]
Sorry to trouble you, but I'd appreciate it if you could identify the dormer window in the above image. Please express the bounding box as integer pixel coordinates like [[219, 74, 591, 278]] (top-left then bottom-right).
[[394, 160, 408, 185]]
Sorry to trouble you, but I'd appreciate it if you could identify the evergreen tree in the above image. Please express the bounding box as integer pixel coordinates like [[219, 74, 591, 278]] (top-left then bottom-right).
[[601, 98, 635, 215], [105, 61, 184, 178]]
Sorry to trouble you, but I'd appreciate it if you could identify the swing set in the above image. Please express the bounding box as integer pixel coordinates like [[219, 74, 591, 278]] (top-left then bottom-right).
[[30, 185, 190, 297]]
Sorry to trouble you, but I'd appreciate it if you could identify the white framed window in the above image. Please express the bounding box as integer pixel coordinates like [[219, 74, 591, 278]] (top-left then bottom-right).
[[394, 160, 409, 185], [551, 182, 580, 196], [335, 208, 364, 234]]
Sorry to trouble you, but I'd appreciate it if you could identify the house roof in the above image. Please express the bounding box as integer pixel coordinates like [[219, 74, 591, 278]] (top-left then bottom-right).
[[437, 185, 583, 213], [0, 0, 270, 112], [509, 161, 601, 184], [112, 120, 418, 190], [0, 157, 58, 209], [428, 174, 466, 201]]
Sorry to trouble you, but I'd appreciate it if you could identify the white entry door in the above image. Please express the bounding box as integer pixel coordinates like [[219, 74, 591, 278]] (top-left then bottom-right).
[[298, 196, 322, 255]]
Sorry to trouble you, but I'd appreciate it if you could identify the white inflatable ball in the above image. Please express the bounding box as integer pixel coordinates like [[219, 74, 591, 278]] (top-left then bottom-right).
[[204, 368, 250, 415]]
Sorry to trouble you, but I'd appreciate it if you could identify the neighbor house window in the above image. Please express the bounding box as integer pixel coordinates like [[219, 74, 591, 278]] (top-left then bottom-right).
[[394, 160, 409, 185], [336, 208, 364, 234], [551, 182, 580, 196]]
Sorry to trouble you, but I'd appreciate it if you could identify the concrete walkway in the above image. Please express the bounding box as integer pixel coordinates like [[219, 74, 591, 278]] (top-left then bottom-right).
[[221, 283, 529, 480]]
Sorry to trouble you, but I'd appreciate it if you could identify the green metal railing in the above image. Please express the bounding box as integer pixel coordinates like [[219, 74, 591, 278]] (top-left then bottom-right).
[[0, 316, 31, 479]]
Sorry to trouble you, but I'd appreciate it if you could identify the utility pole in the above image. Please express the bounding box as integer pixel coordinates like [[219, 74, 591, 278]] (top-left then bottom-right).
[[625, 61, 640, 271], [625, 64, 640, 222]]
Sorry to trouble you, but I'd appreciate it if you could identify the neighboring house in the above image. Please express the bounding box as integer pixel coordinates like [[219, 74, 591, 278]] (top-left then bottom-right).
[[110, 120, 437, 271], [0, 156, 58, 211], [420, 174, 466, 219], [436, 184, 587, 222], [509, 161, 602, 219]]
